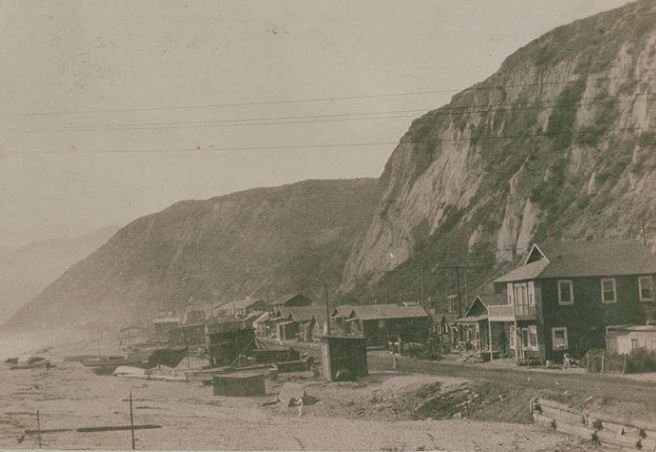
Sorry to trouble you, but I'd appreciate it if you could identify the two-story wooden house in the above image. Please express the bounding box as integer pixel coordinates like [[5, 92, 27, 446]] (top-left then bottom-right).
[[489, 241, 656, 364]]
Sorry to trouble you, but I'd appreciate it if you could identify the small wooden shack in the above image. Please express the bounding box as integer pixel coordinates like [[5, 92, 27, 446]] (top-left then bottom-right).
[[206, 322, 256, 367], [320, 335, 368, 381], [213, 371, 266, 397]]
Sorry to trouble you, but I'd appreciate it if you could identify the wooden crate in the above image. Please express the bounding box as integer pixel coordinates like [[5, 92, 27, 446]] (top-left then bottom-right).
[[213, 371, 266, 397]]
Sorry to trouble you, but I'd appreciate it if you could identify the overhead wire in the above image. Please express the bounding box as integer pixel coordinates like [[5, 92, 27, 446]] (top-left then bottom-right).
[[1, 92, 654, 134], [1, 71, 655, 118], [3, 125, 654, 155]]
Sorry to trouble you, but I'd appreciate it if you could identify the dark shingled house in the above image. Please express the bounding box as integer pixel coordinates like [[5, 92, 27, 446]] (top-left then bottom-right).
[[490, 241, 656, 364]]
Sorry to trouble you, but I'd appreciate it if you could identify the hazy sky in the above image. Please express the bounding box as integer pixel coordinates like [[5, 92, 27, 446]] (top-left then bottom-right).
[[0, 0, 632, 246]]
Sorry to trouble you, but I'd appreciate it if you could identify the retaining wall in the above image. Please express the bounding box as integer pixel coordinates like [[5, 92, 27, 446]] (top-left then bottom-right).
[[531, 398, 656, 451]]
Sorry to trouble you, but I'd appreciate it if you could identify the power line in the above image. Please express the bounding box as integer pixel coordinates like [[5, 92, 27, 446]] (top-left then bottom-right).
[[2, 72, 656, 118], [2, 125, 654, 155], [3, 93, 653, 135]]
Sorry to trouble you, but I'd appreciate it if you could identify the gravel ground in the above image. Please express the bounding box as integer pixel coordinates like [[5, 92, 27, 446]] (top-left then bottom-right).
[[0, 339, 586, 451]]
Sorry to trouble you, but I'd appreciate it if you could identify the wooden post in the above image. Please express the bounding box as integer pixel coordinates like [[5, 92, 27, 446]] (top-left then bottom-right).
[[488, 319, 494, 361], [129, 391, 136, 450], [600, 353, 605, 377], [513, 320, 519, 363], [36, 410, 42, 449], [324, 283, 331, 336]]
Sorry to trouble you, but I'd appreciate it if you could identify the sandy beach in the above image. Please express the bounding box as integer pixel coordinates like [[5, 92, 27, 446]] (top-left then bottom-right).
[[0, 334, 590, 451]]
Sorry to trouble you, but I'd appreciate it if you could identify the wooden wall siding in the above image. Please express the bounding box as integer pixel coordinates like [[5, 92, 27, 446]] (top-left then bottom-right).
[[539, 275, 653, 361], [361, 317, 430, 346]]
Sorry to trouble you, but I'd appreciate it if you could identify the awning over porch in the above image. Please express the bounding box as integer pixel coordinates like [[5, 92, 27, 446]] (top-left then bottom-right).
[[456, 315, 487, 324]]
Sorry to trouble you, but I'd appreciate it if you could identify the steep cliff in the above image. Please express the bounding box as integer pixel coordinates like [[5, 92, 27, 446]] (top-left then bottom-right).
[[342, 0, 656, 304], [7, 179, 378, 328]]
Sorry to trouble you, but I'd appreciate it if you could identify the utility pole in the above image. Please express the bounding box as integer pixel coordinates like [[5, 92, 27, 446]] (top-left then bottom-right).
[[324, 283, 331, 336], [455, 267, 463, 318], [419, 271, 425, 308], [36, 410, 42, 449], [129, 391, 136, 450]]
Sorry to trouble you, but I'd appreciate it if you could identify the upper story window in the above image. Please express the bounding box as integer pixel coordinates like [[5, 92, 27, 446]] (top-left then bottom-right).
[[601, 278, 617, 304], [557, 280, 574, 305], [639, 276, 654, 302]]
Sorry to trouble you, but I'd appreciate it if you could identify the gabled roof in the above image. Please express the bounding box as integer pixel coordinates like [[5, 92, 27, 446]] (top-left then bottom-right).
[[461, 293, 507, 319], [495, 241, 656, 283], [348, 304, 428, 321], [269, 293, 312, 306], [280, 306, 327, 325], [219, 298, 263, 311], [431, 311, 458, 324], [476, 293, 507, 307], [331, 304, 356, 317]]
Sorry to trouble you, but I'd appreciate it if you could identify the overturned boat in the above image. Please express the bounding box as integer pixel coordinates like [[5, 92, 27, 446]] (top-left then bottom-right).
[[4, 356, 51, 370]]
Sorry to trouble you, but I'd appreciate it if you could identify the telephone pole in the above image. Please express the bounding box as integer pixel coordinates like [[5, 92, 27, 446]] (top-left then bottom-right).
[[324, 283, 331, 336]]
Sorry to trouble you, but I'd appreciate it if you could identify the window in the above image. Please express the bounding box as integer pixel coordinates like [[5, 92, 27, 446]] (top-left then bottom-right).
[[507, 283, 514, 305], [529, 325, 538, 348], [639, 276, 654, 302], [521, 329, 529, 349], [557, 280, 574, 305], [601, 278, 617, 304], [631, 338, 640, 351], [509, 325, 516, 349], [528, 281, 535, 306], [552, 327, 568, 350]]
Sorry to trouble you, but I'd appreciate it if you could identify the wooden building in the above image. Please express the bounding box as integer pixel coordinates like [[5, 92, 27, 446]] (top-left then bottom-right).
[[118, 325, 149, 347], [168, 322, 207, 348], [606, 325, 656, 354], [456, 294, 508, 357], [345, 304, 430, 347], [183, 301, 219, 324], [218, 298, 267, 319], [320, 335, 368, 381], [491, 241, 656, 364], [279, 306, 328, 342], [152, 316, 181, 336], [268, 293, 313, 311], [206, 322, 256, 367]]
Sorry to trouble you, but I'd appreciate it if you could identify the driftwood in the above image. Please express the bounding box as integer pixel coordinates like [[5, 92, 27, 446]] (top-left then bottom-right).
[[24, 424, 161, 434], [77, 424, 161, 433]]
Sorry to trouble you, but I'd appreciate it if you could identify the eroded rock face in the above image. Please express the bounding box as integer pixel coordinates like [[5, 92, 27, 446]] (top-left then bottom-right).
[[342, 0, 656, 297]]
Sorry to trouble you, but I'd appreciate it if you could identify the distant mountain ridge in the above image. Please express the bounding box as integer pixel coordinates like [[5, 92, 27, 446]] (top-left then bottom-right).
[[6, 179, 378, 328], [0, 226, 119, 324]]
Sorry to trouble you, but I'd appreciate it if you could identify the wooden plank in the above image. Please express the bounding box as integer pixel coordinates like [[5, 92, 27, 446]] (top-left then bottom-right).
[[77, 424, 161, 433], [25, 428, 72, 435], [555, 422, 595, 440], [537, 398, 581, 414], [588, 411, 656, 433], [539, 406, 586, 426]]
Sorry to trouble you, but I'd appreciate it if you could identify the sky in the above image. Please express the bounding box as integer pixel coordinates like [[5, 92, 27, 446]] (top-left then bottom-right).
[[0, 0, 633, 247]]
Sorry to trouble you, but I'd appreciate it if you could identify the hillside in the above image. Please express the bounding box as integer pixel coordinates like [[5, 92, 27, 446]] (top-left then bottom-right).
[[0, 226, 119, 324], [6, 179, 378, 328], [341, 0, 656, 304]]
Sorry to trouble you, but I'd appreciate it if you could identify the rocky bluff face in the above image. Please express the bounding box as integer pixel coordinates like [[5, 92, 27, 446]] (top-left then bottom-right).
[[341, 0, 656, 302]]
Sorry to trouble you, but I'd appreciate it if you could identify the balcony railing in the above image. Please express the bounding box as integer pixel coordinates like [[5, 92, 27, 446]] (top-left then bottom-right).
[[488, 304, 537, 321]]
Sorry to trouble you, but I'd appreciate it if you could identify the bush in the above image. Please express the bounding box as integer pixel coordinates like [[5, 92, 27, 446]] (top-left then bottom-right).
[[625, 349, 656, 373], [586, 349, 656, 374]]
